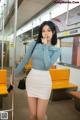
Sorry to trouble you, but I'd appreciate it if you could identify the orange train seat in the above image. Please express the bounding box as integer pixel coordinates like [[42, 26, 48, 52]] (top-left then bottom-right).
[[0, 69, 14, 118], [24, 60, 56, 73], [0, 69, 8, 95], [50, 68, 78, 90], [49, 68, 78, 100], [24, 60, 56, 72], [24, 59, 32, 73]]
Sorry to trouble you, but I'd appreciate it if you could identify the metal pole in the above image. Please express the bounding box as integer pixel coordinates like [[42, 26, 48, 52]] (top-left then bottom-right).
[[12, 0, 18, 120], [31, 22, 33, 39], [13, 0, 18, 67], [1, 5, 5, 69], [49, 11, 52, 20], [66, 1, 69, 25], [39, 17, 41, 25]]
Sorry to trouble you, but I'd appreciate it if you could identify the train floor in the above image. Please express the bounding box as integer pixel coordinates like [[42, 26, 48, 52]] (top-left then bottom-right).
[[0, 73, 80, 120]]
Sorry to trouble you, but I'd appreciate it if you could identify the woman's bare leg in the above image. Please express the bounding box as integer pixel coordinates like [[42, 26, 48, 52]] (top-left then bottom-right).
[[37, 98, 49, 120], [27, 96, 38, 120]]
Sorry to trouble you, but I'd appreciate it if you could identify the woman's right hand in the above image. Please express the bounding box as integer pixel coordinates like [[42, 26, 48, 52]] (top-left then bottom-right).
[[42, 37, 48, 44], [7, 74, 15, 93], [7, 83, 14, 93]]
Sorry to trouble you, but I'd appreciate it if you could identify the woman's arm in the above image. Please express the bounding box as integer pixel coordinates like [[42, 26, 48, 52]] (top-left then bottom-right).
[[14, 40, 36, 76], [43, 45, 61, 69]]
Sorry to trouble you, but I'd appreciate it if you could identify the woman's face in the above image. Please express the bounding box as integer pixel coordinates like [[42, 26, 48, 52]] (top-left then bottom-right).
[[42, 25, 53, 43]]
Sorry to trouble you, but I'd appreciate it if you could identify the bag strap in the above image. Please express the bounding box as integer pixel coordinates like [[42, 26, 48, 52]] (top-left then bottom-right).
[[31, 40, 38, 55]]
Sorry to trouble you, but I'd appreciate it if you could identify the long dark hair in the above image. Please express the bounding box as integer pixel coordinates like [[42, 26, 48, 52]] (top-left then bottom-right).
[[37, 21, 57, 45]]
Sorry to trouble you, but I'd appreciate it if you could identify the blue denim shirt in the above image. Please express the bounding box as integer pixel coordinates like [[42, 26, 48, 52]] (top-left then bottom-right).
[[14, 40, 61, 75]]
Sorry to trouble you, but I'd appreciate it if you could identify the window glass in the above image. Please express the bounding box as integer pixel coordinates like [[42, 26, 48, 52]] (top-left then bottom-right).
[[60, 36, 80, 69]]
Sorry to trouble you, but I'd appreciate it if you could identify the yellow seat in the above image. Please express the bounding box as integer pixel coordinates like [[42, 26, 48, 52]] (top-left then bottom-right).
[[50, 68, 77, 90], [50, 65, 56, 69], [25, 62, 56, 71], [53, 81, 78, 90], [24, 59, 32, 72], [0, 69, 8, 95]]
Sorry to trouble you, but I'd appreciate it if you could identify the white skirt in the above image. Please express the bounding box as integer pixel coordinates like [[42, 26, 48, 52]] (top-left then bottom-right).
[[26, 68, 52, 100]]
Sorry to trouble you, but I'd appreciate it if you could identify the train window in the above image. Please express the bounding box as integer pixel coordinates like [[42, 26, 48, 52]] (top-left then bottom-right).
[[60, 36, 80, 69]]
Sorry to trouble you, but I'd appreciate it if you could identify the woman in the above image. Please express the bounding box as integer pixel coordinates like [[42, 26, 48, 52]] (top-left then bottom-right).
[[14, 21, 61, 120]]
